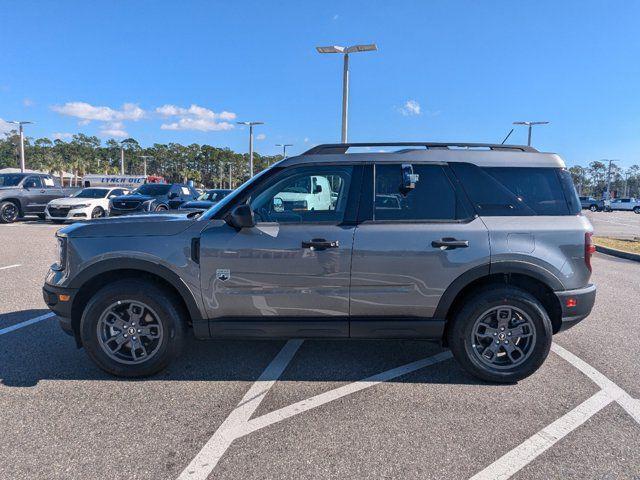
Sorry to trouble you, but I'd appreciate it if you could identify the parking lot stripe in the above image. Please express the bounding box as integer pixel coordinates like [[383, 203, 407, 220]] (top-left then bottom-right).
[[552, 343, 640, 425], [470, 390, 613, 480], [178, 339, 304, 480], [0, 264, 21, 271], [0, 312, 55, 336], [242, 350, 453, 436]]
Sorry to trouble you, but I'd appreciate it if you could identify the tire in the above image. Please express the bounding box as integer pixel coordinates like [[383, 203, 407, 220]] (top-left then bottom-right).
[[79, 279, 186, 377], [155, 204, 168, 212], [634, 207, 640, 214], [52, 220, 66, 224], [589, 204, 598, 212], [91, 206, 105, 219], [0, 201, 20, 223], [37, 213, 46, 220], [447, 286, 552, 383]]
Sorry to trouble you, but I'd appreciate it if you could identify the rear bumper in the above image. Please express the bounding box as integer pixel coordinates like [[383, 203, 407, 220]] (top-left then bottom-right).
[[554, 284, 596, 332], [42, 284, 77, 336]]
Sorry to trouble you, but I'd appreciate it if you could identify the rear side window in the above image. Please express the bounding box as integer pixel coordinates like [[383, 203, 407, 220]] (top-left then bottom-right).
[[374, 164, 471, 221], [450, 163, 579, 216]]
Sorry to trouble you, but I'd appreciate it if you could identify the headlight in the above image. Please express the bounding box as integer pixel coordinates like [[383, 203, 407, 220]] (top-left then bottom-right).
[[53, 236, 67, 271], [71, 204, 90, 209]]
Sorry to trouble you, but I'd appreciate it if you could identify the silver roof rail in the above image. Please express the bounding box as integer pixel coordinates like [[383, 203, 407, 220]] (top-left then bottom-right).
[[303, 142, 539, 155]]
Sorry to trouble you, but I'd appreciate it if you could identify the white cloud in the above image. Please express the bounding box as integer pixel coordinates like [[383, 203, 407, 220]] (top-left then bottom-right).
[[332, 14, 339, 20], [51, 132, 73, 140], [23, 98, 34, 107], [256, 133, 266, 140], [0, 118, 15, 134], [52, 102, 145, 123], [304, 137, 310, 143], [99, 122, 128, 138], [399, 99, 421, 116], [156, 104, 236, 132]]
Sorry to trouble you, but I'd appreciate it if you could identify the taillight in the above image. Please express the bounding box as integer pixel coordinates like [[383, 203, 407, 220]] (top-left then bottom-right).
[[585, 232, 595, 272]]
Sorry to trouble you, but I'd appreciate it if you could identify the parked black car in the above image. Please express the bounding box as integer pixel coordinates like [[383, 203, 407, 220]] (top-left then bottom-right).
[[179, 188, 232, 211], [0, 172, 77, 223], [109, 183, 198, 216], [579, 196, 604, 212]]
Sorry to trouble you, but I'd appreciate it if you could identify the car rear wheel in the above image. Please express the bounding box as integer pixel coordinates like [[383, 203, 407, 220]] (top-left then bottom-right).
[[634, 207, 640, 214], [91, 206, 105, 218], [589, 204, 598, 212], [447, 286, 552, 383], [0, 201, 20, 223], [155, 204, 168, 212], [80, 279, 186, 377]]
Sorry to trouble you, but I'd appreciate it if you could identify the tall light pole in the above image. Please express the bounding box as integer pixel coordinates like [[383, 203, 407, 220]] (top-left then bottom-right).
[[228, 164, 232, 189], [275, 143, 293, 160], [139, 155, 153, 177], [9, 121, 33, 172], [604, 159, 619, 200], [119, 140, 126, 175], [237, 121, 264, 177], [513, 121, 549, 146], [316, 44, 377, 143]]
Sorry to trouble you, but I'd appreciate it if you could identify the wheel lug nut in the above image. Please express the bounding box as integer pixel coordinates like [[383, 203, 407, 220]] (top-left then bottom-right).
[[505, 340, 509, 344], [132, 336, 137, 340], [495, 340, 500, 344], [508, 332, 512, 336], [493, 333, 497, 336], [124, 334, 128, 338], [137, 329, 141, 333]]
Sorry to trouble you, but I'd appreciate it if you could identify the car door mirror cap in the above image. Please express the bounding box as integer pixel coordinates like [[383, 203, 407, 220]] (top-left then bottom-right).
[[225, 204, 255, 230]]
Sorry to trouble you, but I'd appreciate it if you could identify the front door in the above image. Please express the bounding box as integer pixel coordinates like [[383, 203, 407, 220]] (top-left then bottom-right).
[[349, 163, 490, 337], [199, 164, 360, 337], [22, 176, 49, 212]]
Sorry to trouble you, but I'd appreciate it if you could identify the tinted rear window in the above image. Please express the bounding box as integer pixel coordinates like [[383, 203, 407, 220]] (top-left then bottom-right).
[[450, 163, 580, 216]]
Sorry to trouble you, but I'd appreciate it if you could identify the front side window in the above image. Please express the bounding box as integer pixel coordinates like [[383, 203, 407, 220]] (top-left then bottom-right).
[[374, 164, 469, 221], [251, 166, 353, 224], [24, 176, 43, 189]]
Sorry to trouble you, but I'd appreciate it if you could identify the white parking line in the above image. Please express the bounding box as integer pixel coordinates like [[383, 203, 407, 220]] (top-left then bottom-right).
[[471, 343, 640, 479], [178, 339, 304, 480], [178, 347, 452, 480], [0, 264, 21, 271], [469, 390, 613, 480], [0, 312, 55, 336]]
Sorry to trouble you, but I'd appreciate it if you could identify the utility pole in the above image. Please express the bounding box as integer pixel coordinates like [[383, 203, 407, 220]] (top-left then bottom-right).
[[513, 121, 550, 146], [228, 164, 232, 189], [316, 44, 377, 143], [139, 155, 153, 177], [236, 121, 264, 177], [119, 141, 126, 175], [9, 121, 33, 172], [275, 143, 293, 160], [604, 159, 619, 200]]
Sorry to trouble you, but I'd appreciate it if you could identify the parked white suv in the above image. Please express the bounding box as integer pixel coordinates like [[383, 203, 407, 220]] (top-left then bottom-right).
[[605, 197, 640, 213], [46, 187, 130, 223]]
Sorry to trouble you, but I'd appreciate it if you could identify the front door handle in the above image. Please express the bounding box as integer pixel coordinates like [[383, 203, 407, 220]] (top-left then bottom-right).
[[431, 237, 469, 249], [302, 238, 339, 251]]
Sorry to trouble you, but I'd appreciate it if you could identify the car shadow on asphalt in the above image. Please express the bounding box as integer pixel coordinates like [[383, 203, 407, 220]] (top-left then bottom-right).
[[0, 311, 484, 388]]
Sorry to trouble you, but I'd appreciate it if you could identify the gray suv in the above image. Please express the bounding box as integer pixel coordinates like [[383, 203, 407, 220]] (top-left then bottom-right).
[[43, 142, 596, 383]]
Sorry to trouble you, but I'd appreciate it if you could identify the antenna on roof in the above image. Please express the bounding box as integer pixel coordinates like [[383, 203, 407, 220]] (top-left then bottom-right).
[[501, 129, 514, 145]]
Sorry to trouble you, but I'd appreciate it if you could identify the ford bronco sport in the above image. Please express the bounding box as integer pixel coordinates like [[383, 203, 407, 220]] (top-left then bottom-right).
[[43, 142, 596, 382]]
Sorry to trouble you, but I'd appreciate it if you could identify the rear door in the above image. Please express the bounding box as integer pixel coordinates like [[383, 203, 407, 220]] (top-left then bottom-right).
[[199, 164, 361, 337], [42, 176, 63, 204], [349, 163, 490, 337]]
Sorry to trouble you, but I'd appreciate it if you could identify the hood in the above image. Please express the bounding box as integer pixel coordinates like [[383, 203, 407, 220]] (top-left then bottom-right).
[[111, 194, 157, 202], [49, 196, 101, 206], [180, 200, 214, 209], [59, 213, 197, 238]]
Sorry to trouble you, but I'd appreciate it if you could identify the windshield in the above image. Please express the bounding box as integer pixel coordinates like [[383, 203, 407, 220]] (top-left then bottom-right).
[[199, 190, 231, 202], [199, 168, 274, 220], [133, 184, 171, 196], [0, 174, 26, 187], [74, 188, 108, 199]]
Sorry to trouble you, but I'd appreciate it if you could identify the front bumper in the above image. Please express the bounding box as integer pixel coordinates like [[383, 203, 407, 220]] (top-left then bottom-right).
[[46, 205, 92, 221], [554, 284, 596, 332], [43, 283, 77, 337]]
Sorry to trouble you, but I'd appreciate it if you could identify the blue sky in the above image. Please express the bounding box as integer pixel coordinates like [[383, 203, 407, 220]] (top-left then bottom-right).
[[1, 0, 639, 167]]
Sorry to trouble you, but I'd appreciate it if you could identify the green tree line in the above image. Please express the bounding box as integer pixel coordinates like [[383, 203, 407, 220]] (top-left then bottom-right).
[[0, 132, 283, 188], [569, 161, 640, 198]]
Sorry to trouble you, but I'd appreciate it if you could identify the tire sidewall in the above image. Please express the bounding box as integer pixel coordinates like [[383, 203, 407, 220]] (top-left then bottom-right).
[[450, 287, 552, 383], [80, 280, 184, 377], [0, 201, 19, 223]]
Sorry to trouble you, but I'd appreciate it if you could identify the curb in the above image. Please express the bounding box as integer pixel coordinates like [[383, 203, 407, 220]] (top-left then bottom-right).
[[595, 245, 640, 263]]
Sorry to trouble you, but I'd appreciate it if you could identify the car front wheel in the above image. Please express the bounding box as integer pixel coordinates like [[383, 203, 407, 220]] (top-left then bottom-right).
[[0, 201, 20, 223], [447, 286, 552, 383], [589, 204, 598, 212], [80, 279, 186, 377], [634, 207, 640, 214]]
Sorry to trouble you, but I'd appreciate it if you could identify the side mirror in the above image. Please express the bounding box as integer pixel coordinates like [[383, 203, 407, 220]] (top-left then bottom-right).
[[313, 184, 323, 194], [401, 163, 419, 194], [273, 197, 284, 213], [225, 204, 255, 230]]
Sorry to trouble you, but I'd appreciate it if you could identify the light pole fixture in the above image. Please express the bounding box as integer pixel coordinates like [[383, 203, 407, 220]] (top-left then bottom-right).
[[139, 155, 153, 177], [513, 121, 550, 147], [9, 120, 33, 172], [237, 121, 264, 177], [316, 44, 377, 143], [275, 143, 293, 160]]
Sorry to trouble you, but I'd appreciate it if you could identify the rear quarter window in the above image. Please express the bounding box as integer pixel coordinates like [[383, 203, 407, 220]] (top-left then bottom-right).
[[450, 163, 580, 216]]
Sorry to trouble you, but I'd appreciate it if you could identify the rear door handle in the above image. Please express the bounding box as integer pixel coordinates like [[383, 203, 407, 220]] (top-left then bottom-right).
[[431, 237, 469, 249], [302, 238, 339, 250]]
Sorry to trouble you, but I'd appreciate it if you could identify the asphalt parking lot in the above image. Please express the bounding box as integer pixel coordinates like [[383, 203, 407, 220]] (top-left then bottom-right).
[[585, 210, 640, 239], [1, 217, 639, 479]]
